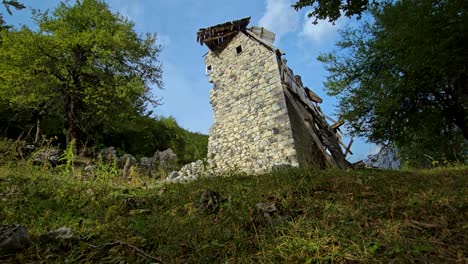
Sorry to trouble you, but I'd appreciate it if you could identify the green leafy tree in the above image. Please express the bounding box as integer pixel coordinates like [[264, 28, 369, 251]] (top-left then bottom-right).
[[0, 0, 163, 149], [318, 0, 467, 165], [293, 0, 371, 24], [397, 112, 467, 168]]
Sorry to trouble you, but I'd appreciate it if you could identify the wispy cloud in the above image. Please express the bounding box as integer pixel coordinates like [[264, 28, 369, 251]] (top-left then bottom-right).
[[299, 13, 346, 44], [107, 0, 142, 23], [258, 0, 300, 41], [157, 34, 171, 48]]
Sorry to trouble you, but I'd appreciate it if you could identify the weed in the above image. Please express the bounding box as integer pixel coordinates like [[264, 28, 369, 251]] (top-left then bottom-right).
[[58, 139, 75, 176]]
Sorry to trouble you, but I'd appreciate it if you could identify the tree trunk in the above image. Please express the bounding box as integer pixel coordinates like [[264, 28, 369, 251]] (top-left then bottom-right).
[[34, 118, 41, 144], [32, 107, 45, 145], [65, 94, 81, 153]]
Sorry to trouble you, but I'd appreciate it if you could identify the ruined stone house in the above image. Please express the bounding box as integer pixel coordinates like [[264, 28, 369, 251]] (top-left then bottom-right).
[[197, 17, 352, 174]]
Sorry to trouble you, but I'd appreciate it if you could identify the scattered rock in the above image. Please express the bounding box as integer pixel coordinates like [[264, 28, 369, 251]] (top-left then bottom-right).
[[19, 144, 36, 157], [84, 165, 95, 175], [117, 154, 137, 169], [154, 148, 177, 164], [79, 146, 96, 158], [154, 149, 178, 175], [117, 154, 137, 178], [140, 157, 153, 167], [165, 159, 210, 183], [172, 159, 207, 182], [32, 147, 61, 166], [353, 160, 370, 169], [139, 157, 153, 176], [168, 171, 179, 180], [100, 147, 117, 163], [271, 163, 292, 171], [256, 202, 277, 223], [24, 145, 36, 151], [123, 197, 146, 210], [157, 187, 167, 196], [256, 202, 289, 225], [256, 202, 277, 217], [39, 227, 73, 242], [129, 209, 151, 216], [199, 189, 222, 213], [138, 149, 178, 178], [0, 224, 29, 255]]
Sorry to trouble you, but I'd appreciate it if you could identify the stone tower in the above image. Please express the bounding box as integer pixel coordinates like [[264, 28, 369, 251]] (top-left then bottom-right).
[[197, 17, 351, 174]]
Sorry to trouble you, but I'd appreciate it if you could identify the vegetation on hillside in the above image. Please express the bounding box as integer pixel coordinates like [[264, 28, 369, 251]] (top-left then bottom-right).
[[0, 161, 466, 263], [0, 0, 162, 150], [0, 0, 208, 164]]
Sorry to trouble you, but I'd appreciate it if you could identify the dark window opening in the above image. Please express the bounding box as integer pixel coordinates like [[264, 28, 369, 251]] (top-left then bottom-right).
[[206, 65, 213, 74], [236, 45, 243, 54]]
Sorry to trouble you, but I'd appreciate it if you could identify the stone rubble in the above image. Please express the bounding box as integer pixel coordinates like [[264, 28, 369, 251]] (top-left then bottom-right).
[[39, 227, 73, 242], [100, 146, 117, 163], [31, 147, 61, 166], [0, 224, 29, 255], [167, 159, 207, 183], [199, 189, 222, 213], [139, 148, 178, 177], [154, 148, 177, 164]]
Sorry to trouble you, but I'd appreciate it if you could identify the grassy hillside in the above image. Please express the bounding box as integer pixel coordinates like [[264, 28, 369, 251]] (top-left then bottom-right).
[[0, 163, 466, 263]]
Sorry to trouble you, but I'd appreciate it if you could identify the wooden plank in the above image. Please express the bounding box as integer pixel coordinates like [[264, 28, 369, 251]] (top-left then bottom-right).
[[251, 26, 276, 43], [202, 31, 237, 42], [331, 119, 345, 130], [283, 89, 336, 168], [299, 87, 307, 104], [304, 121, 337, 168], [244, 30, 280, 53], [339, 140, 354, 156], [324, 115, 337, 123], [344, 139, 354, 157], [304, 87, 323, 103], [306, 99, 314, 111], [284, 89, 351, 169]]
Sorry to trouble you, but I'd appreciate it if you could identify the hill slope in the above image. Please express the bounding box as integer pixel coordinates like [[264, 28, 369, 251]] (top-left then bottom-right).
[[1, 164, 466, 263]]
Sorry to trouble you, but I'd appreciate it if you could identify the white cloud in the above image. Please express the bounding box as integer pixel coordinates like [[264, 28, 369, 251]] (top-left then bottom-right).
[[108, 0, 142, 23], [258, 0, 300, 41], [300, 12, 345, 44]]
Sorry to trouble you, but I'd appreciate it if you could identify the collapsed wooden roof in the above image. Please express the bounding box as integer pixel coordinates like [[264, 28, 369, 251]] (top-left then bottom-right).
[[197, 17, 251, 51]]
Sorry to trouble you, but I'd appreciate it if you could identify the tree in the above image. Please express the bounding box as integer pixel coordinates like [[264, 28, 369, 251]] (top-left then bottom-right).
[[0, 0, 25, 29], [318, 0, 467, 165], [293, 0, 371, 24], [0, 0, 163, 150]]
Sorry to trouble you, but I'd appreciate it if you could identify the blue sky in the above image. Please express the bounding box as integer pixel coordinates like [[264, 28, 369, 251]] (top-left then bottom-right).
[[3, 0, 379, 162]]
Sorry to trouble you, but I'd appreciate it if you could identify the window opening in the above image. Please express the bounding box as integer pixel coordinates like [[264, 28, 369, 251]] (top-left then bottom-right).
[[206, 65, 213, 74], [236, 45, 243, 54]]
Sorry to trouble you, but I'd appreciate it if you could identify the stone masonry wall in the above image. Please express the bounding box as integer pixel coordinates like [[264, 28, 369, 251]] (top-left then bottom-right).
[[205, 32, 299, 173]]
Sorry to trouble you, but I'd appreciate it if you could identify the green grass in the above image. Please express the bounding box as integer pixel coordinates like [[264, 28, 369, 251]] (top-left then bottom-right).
[[0, 163, 467, 263]]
